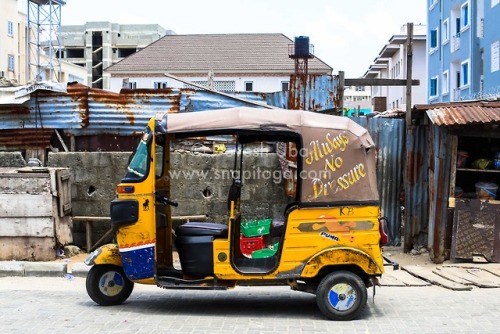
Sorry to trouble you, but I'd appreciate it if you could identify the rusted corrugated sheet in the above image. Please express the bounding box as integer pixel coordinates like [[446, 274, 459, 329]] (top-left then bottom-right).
[[234, 91, 289, 110], [179, 89, 266, 113], [352, 117, 405, 245], [0, 76, 339, 149], [289, 74, 338, 111], [0, 84, 181, 136], [0, 129, 54, 149], [427, 124, 453, 263], [415, 101, 500, 126], [84, 88, 180, 135], [404, 124, 431, 253]]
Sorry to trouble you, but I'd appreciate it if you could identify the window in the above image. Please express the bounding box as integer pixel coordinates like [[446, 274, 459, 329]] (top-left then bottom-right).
[[442, 71, 449, 94], [430, 28, 439, 50], [244, 81, 253, 92], [442, 19, 449, 44], [492, 41, 500, 72], [8, 55, 14, 71], [461, 60, 469, 86], [128, 82, 137, 89], [7, 21, 14, 37], [430, 77, 438, 97], [154, 81, 168, 89], [461, 2, 469, 30], [355, 86, 365, 92], [281, 81, 289, 91]]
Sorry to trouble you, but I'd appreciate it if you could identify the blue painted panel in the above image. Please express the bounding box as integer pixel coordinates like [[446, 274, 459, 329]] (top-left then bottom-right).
[[119, 244, 155, 281]]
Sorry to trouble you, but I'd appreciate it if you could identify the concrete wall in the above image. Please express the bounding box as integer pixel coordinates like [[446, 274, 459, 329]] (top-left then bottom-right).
[[170, 151, 288, 222], [0, 152, 26, 167], [47, 151, 288, 249]]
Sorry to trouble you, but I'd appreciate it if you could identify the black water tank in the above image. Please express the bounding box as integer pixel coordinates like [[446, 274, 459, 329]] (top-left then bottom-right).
[[295, 36, 310, 57]]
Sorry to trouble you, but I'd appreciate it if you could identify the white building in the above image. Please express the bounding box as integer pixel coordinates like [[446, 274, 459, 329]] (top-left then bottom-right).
[[57, 22, 171, 90], [105, 33, 333, 93], [343, 85, 372, 116], [363, 24, 428, 112]]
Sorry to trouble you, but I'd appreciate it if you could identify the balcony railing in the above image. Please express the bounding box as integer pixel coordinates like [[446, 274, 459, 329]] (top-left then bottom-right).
[[452, 33, 461, 52]]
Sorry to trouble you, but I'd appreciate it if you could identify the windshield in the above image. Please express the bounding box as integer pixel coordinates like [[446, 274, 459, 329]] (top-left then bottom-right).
[[123, 129, 152, 181]]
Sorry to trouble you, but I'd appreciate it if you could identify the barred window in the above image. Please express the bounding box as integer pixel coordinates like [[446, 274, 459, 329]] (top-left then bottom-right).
[[7, 21, 14, 37], [8, 55, 14, 71]]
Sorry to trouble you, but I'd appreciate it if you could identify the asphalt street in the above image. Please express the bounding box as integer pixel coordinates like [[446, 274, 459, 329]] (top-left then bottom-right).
[[0, 276, 499, 333]]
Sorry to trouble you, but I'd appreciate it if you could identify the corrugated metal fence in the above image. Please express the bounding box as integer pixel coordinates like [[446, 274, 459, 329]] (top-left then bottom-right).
[[352, 117, 405, 245]]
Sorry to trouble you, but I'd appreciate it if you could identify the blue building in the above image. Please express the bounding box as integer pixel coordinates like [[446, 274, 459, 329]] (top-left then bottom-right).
[[427, 0, 500, 102]]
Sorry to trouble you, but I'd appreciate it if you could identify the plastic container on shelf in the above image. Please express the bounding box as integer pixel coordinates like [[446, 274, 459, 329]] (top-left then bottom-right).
[[494, 152, 500, 170], [456, 151, 469, 168], [475, 182, 498, 200]]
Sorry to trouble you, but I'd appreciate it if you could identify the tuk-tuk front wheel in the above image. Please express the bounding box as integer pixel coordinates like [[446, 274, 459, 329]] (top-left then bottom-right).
[[316, 271, 367, 321], [86, 264, 134, 306]]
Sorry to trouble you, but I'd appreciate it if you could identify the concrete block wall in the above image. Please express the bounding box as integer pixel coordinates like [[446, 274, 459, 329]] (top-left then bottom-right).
[[170, 151, 288, 223], [47, 151, 288, 249], [47, 152, 130, 247]]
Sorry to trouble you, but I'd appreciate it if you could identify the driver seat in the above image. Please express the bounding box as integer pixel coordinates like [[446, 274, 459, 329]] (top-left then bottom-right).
[[175, 222, 228, 238]]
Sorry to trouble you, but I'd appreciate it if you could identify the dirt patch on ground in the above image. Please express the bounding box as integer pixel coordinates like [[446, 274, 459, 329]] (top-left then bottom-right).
[[383, 246, 436, 268]]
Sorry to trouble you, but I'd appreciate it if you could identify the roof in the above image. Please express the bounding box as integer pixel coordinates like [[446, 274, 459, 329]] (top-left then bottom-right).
[[163, 107, 379, 204], [166, 107, 370, 142], [414, 101, 500, 126], [106, 33, 333, 75]]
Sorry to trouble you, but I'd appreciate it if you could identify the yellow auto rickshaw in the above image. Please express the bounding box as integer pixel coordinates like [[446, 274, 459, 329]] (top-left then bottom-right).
[[85, 107, 396, 320]]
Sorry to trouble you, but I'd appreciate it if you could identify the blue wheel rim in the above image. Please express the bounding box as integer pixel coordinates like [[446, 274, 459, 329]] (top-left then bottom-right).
[[98, 270, 125, 297], [327, 282, 357, 311]]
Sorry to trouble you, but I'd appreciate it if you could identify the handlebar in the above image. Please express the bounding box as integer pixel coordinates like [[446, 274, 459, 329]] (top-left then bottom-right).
[[155, 194, 178, 207]]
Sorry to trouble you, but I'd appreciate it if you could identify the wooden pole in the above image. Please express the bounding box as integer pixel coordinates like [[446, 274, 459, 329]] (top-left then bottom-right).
[[406, 23, 413, 122], [404, 22, 414, 252], [338, 71, 345, 115]]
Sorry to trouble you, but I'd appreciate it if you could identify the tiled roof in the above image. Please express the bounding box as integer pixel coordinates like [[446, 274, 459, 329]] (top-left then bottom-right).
[[105, 33, 332, 75], [414, 101, 500, 126]]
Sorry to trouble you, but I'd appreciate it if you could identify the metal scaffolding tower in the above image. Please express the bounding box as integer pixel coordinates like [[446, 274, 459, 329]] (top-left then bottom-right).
[[27, 0, 66, 82]]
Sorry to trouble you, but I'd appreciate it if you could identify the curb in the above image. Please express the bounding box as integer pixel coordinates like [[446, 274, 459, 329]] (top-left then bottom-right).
[[0, 261, 90, 278]]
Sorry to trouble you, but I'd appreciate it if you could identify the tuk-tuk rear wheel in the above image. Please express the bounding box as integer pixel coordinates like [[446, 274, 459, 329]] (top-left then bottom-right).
[[316, 270, 367, 321], [86, 264, 134, 306]]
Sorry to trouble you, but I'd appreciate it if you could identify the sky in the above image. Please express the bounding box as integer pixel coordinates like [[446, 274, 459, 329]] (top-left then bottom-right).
[[60, 0, 427, 78]]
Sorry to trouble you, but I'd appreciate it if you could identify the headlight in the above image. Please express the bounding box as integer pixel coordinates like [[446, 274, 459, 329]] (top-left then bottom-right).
[[84, 248, 102, 266]]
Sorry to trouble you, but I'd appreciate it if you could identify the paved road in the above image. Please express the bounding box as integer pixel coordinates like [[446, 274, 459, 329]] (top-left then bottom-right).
[[0, 276, 499, 333]]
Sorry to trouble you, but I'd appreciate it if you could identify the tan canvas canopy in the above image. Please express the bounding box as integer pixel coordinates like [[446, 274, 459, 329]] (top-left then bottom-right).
[[162, 107, 379, 204]]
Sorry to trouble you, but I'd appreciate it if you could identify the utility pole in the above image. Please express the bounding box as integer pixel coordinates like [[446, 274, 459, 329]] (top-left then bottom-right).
[[406, 23, 413, 123], [404, 22, 414, 252]]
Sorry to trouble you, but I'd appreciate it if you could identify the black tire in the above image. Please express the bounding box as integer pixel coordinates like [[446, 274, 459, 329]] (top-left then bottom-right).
[[316, 271, 367, 321], [86, 264, 134, 306]]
